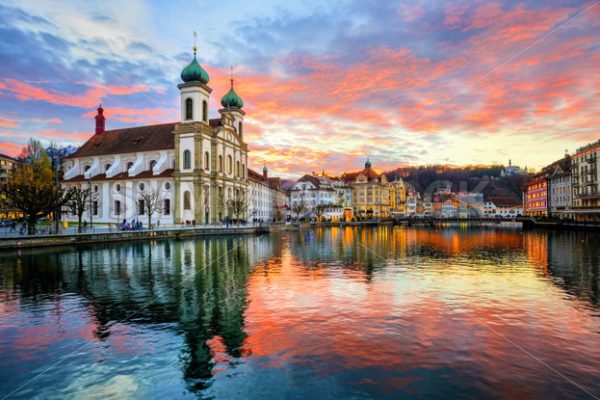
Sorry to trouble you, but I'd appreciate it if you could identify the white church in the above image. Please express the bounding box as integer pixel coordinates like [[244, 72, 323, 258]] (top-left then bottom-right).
[[62, 46, 287, 226]]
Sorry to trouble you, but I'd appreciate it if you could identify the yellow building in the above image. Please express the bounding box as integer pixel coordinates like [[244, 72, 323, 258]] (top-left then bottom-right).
[[343, 159, 390, 218], [0, 153, 20, 218], [389, 178, 406, 216]]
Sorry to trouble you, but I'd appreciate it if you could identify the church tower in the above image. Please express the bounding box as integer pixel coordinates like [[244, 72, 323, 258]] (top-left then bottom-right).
[[174, 39, 213, 224]]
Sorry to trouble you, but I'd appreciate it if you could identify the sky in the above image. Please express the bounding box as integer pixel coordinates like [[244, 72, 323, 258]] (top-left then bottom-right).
[[0, 0, 598, 177]]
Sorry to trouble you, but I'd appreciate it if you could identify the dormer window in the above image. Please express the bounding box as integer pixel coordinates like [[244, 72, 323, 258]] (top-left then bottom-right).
[[185, 98, 193, 120], [127, 162, 134, 172], [84, 165, 91, 172], [150, 160, 157, 171], [104, 163, 111, 172]]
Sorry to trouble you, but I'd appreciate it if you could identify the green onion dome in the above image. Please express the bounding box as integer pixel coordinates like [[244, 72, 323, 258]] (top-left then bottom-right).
[[221, 80, 244, 109], [365, 158, 372, 169], [181, 52, 209, 84]]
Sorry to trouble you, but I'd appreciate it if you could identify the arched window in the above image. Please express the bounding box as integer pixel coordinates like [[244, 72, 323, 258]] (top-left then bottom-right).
[[127, 162, 134, 172], [238, 121, 243, 137], [183, 191, 191, 210], [218, 155, 223, 172], [84, 165, 91, 172], [227, 155, 232, 175], [150, 160, 157, 171], [202, 100, 208, 122], [105, 163, 111, 172], [204, 152, 210, 170], [183, 150, 191, 169], [236, 161, 240, 177], [163, 199, 171, 215], [185, 98, 193, 120]]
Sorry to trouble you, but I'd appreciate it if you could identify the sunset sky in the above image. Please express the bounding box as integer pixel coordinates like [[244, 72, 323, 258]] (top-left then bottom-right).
[[0, 0, 598, 177]]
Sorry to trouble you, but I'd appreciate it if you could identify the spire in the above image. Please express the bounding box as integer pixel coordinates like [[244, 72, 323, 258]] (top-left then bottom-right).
[[221, 66, 244, 109], [193, 31, 197, 55], [95, 104, 105, 135], [263, 164, 268, 178], [365, 157, 372, 169]]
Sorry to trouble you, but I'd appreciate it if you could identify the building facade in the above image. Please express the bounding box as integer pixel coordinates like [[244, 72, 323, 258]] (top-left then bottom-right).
[[0, 153, 20, 218], [524, 172, 548, 217], [547, 156, 572, 219], [571, 140, 600, 222], [342, 160, 390, 218], [62, 47, 280, 226]]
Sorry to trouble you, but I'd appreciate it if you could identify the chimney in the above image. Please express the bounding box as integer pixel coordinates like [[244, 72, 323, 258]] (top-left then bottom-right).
[[95, 104, 105, 135]]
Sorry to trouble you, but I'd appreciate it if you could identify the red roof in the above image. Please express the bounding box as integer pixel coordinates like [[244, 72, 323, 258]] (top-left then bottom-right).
[[67, 123, 178, 158]]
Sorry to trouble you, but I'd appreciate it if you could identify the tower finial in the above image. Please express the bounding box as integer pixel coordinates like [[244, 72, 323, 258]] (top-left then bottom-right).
[[230, 66, 234, 87], [192, 31, 197, 55]]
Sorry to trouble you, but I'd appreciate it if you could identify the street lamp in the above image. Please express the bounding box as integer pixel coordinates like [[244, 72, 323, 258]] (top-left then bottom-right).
[[88, 178, 93, 232]]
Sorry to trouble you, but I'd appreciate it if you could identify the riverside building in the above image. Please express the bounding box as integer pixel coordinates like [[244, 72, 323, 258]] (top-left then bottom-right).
[[62, 46, 284, 226]]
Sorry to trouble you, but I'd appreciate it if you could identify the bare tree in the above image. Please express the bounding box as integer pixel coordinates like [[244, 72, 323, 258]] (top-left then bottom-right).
[[66, 186, 95, 233], [140, 190, 162, 229], [230, 192, 248, 225], [292, 202, 307, 220]]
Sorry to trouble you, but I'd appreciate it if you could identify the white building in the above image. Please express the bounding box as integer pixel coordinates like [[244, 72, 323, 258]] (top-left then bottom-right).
[[248, 166, 288, 222], [62, 45, 280, 227]]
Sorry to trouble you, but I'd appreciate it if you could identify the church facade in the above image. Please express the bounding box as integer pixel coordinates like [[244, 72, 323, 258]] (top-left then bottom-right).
[[62, 48, 282, 226]]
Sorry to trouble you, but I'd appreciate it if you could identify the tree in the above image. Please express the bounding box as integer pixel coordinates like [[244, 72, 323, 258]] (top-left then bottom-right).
[[66, 186, 95, 233], [0, 139, 68, 234], [292, 202, 307, 220], [230, 192, 248, 224], [140, 190, 162, 229]]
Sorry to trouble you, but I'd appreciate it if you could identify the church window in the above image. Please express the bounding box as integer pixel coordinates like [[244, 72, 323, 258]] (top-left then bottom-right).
[[127, 162, 134, 172], [218, 155, 223, 172], [84, 165, 91, 172], [150, 160, 157, 170], [202, 100, 208, 122], [165, 182, 171, 191], [227, 155, 232, 175], [183, 150, 191, 169], [236, 161, 240, 177], [114, 200, 121, 215], [183, 191, 191, 210], [163, 199, 171, 215], [185, 98, 193, 120], [105, 164, 111, 172], [204, 152, 210, 170], [138, 199, 145, 215], [239, 122, 243, 137]]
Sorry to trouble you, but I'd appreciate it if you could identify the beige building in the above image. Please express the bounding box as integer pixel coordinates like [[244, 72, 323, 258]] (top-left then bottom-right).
[[389, 178, 406, 216], [343, 159, 390, 218], [571, 139, 600, 222]]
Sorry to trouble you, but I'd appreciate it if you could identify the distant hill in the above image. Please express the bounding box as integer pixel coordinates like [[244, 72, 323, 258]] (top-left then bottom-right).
[[385, 165, 524, 204]]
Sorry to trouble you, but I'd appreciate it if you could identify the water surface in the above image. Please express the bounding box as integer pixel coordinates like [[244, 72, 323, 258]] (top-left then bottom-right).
[[0, 226, 599, 399]]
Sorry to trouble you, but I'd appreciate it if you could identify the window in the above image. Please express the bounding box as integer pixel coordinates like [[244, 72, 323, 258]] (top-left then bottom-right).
[[127, 162, 134, 172], [92, 201, 98, 216], [114, 200, 121, 215], [138, 199, 145, 215], [227, 155, 232, 175], [115, 183, 121, 193], [165, 182, 171, 191], [84, 165, 91, 172], [238, 121, 243, 137], [183, 191, 191, 210], [218, 155, 223, 172], [93, 185, 98, 193], [164, 199, 171, 215], [202, 100, 208, 122], [183, 150, 191, 169], [105, 163, 111, 172], [150, 160, 157, 171], [204, 152, 210, 170], [139, 182, 145, 191], [185, 98, 193, 120], [236, 161, 240, 177]]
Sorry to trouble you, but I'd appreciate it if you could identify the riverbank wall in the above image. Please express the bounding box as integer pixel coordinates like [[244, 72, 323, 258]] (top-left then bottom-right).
[[519, 217, 600, 231], [0, 225, 272, 251]]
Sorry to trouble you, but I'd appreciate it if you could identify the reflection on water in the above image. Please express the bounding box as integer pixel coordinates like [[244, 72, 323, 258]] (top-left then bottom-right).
[[0, 227, 599, 399]]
